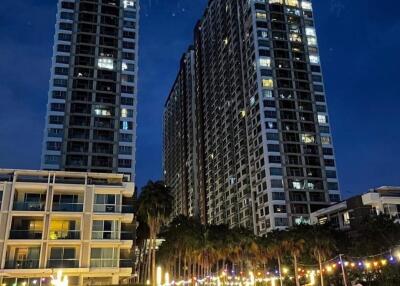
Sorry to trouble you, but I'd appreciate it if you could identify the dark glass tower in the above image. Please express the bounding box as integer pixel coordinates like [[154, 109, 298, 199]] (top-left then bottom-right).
[[163, 0, 340, 234], [41, 0, 139, 180]]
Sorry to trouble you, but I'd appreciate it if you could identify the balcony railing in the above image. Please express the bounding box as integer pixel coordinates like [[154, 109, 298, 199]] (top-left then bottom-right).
[[47, 259, 79, 268], [119, 259, 133, 268], [92, 231, 119, 240], [49, 230, 80, 240], [52, 203, 84, 212], [90, 259, 118, 268], [93, 204, 133, 213], [13, 201, 45, 211], [5, 259, 40, 269], [9, 230, 42, 239], [120, 231, 134, 240]]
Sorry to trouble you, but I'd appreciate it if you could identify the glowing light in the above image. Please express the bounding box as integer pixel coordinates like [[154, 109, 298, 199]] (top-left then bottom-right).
[[381, 259, 387, 266], [51, 270, 68, 286], [309, 271, 316, 285], [364, 262, 371, 269], [326, 266, 333, 273], [282, 267, 289, 274], [165, 272, 170, 286], [157, 266, 162, 286]]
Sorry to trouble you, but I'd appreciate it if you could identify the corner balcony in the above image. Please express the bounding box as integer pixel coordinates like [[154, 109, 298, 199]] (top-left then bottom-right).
[[4, 259, 40, 269]]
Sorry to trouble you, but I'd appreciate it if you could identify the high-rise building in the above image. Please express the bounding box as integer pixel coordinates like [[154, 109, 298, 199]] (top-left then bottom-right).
[[0, 169, 135, 286], [163, 0, 341, 235], [41, 0, 139, 181]]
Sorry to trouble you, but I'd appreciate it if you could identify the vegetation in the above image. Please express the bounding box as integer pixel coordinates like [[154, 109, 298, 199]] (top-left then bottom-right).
[[135, 184, 400, 286]]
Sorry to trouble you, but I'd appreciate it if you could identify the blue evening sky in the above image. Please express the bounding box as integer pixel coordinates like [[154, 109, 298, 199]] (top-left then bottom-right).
[[0, 0, 399, 197]]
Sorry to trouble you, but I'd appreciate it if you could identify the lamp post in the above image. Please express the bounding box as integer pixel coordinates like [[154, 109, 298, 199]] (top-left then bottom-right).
[[339, 255, 348, 286]]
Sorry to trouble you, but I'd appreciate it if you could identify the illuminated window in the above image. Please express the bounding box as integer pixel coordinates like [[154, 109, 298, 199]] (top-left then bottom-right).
[[301, 1, 312, 10], [94, 107, 111, 116], [262, 89, 273, 99], [309, 54, 320, 64], [262, 78, 274, 89], [307, 36, 317, 46], [318, 114, 327, 124], [256, 12, 267, 20], [123, 0, 135, 9], [258, 30, 269, 39], [97, 58, 114, 70], [269, 0, 284, 4], [301, 134, 315, 144], [292, 181, 302, 190], [306, 27, 316, 37], [259, 57, 271, 68], [321, 136, 331, 145], [289, 33, 302, 42], [121, 108, 133, 118], [286, 0, 299, 7]]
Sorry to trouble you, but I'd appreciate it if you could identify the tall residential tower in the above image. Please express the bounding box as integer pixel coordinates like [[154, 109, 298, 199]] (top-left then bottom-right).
[[163, 0, 341, 235], [41, 0, 139, 181]]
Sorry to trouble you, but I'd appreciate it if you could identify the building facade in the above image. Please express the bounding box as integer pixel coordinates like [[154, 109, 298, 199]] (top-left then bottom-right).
[[0, 169, 135, 286], [41, 0, 139, 181], [311, 186, 400, 230], [163, 0, 340, 235]]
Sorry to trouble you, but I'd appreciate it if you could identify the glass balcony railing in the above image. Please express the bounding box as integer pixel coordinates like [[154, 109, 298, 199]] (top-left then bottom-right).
[[92, 231, 120, 240], [52, 203, 84, 212], [47, 259, 79, 268], [5, 259, 40, 269], [93, 204, 133, 213], [9, 230, 42, 239], [119, 259, 133, 268], [13, 201, 45, 211], [49, 230, 80, 240], [120, 231, 134, 240], [90, 259, 118, 268]]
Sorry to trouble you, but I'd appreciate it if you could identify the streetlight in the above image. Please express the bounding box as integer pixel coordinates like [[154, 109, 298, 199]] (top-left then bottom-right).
[[51, 270, 68, 286]]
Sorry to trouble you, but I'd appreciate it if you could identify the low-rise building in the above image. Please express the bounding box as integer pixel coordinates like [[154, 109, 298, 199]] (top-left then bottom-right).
[[0, 169, 135, 286], [310, 186, 400, 230]]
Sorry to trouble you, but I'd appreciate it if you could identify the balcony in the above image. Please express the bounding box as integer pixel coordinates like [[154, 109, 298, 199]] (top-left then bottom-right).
[[5, 259, 39, 269], [92, 231, 119, 240], [48, 259, 79, 268], [49, 230, 80, 240], [52, 202, 84, 212], [119, 259, 133, 268], [9, 230, 42, 240], [13, 201, 45, 211], [93, 204, 121, 213]]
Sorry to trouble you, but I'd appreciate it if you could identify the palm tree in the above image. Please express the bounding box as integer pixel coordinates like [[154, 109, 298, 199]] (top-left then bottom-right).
[[308, 225, 337, 286], [265, 230, 287, 286], [137, 181, 173, 286], [282, 231, 305, 286]]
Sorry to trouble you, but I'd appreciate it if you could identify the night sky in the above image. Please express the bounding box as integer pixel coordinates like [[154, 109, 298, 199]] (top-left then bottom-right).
[[0, 0, 399, 198]]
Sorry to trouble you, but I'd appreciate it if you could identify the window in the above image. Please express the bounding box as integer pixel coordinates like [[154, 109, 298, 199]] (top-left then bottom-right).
[[49, 247, 76, 268], [316, 105, 326, 112], [271, 179, 283, 188], [122, 74, 135, 83], [123, 0, 135, 9], [301, 134, 315, 144], [269, 156, 281, 163], [58, 33, 71, 42], [328, 182, 339, 190], [48, 128, 63, 138], [55, 67, 69, 75], [120, 121, 133, 130], [272, 192, 285, 201], [49, 115, 64, 125], [60, 12, 74, 20], [262, 89, 273, 99], [121, 97, 134, 106], [262, 78, 274, 89], [274, 205, 287, 213], [266, 132, 279, 141], [47, 142, 62, 151], [320, 126, 330, 133], [326, 170, 337, 179], [301, 1, 312, 10], [329, 194, 340, 202], [318, 114, 328, 124], [321, 136, 331, 145], [270, 168, 283, 176], [259, 57, 271, 68], [59, 22, 72, 31], [56, 55, 70, 64], [309, 54, 320, 64], [53, 79, 68, 87], [267, 144, 280, 152], [121, 108, 133, 118], [118, 159, 132, 168], [124, 11, 136, 19], [257, 30, 269, 39], [119, 145, 132, 155], [307, 36, 317, 46], [305, 27, 316, 37], [45, 155, 60, 165], [51, 103, 65, 112], [52, 90, 66, 99], [256, 12, 267, 20], [92, 220, 119, 240], [90, 248, 118, 268], [124, 20, 136, 29], [120, 133, 133, 142], [57, 44, 70, 53], [97, 57, 114, 70]]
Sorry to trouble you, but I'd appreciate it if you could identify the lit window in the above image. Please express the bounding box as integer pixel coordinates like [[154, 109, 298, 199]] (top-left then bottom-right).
[[250, 96, 256, 107], [97, 58, 114, 70], [262, 78, 274, 89], [307, 36, 317, 46], [259, 57, 271, 68], [309, 54, 320, 64], [301, 1, 312, 10], [301, 134, 315, 144], [123, 0, 135, 9], [318, 114, 327, 124], [321, 136, 331, 145], [292, 181, 302, 190], [122, 62, 128, 71], [94, 107, 111, 116], [121, 108, 133, 118], [286, 0, 299, 7], [262, 89, 273, 99], [256, 12, 267, 20], [306, 27, 316, 37], [289, 33, 302, 42], [269, 0, 284, 4]]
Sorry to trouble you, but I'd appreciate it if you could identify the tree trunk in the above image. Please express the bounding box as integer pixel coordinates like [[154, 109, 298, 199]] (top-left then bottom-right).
[[152, 233, 157, 286], [318, 253, 324, 286], [178, 252, 182, 279], [277, 256, 283, 286], [148, 237, 152, 284], [294, 255, 300, 286]]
